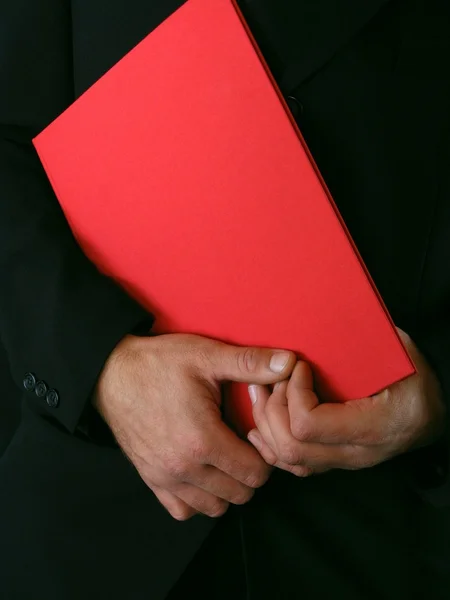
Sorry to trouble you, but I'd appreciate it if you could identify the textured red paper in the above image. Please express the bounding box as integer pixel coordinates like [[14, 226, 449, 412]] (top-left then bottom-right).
[[33, 0, 415, 435]]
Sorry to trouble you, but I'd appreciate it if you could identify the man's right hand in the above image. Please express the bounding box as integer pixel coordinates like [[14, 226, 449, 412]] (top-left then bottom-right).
[[94, 333, 295, 521]]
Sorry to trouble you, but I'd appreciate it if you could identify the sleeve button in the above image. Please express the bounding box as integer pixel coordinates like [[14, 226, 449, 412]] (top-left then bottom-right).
[[46, 389, 60, 409], [286, 95, 304, 118], [23, 373, 37, 392], [35, 381, 48, 398]]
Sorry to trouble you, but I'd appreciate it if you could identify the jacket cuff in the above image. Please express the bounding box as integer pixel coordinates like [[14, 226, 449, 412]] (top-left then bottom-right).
[[17, 264, 154, 434], [406, 326, 450, 506]]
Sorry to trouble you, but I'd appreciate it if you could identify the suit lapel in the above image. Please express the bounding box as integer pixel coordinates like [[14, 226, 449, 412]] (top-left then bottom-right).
[[241, 0, 393, 93]]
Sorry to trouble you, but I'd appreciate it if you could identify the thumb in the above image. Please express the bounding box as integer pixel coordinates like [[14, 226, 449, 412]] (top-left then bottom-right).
[[209, 342, 296, 384]]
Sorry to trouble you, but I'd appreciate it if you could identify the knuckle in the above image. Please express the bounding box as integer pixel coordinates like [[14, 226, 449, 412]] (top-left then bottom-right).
[[232, 488, 255, 506], [207, 500, 229, 518], [290, 417, 313, 442], [172, 507, 196, 521], [186, 433, 214, 464], [166, 458, 191, 481], [262, 451, 278, 467], [243, 466, 270, 489], [182, 489, 229, 518], [278, 442, 300, 465], [238, 347, 259, 374], [292, 465, 311, 478]]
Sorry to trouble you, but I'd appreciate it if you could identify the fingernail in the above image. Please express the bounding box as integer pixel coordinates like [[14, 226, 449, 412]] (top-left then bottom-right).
[[270, 352, 291, 373], [248, 431, 262, 450], [248, 385, 258, 405]]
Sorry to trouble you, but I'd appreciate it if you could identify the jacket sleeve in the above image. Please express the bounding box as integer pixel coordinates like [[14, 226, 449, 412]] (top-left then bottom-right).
[[407, 323, 450, 508], [0, 0, 153, 433]]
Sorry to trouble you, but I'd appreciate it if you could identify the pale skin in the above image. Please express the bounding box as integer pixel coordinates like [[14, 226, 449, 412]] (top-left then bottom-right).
[[247, 329, 446, 477], [94, 333, 297, 520], [95, 329, 445, 519]]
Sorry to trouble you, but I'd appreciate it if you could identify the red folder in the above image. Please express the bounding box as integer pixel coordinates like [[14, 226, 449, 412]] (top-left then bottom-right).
[[33, 0, 415, 435]]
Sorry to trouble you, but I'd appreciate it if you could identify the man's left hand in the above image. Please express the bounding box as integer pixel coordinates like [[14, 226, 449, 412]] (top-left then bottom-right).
[[247, 329, 446, 477]]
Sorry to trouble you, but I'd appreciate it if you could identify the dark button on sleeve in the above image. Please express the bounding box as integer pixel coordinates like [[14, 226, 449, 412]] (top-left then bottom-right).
[[46, 389, 60, 409], [286, 95, 304, 119], [23, 372, 37, 392], [35, 381, 48, 398]]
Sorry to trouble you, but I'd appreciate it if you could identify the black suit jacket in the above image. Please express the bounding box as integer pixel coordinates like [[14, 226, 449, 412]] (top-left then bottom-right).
[[1, 1, 450, 598]]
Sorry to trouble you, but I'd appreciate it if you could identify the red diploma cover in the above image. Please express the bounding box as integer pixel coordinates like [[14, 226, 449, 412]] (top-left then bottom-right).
[[33, 0, 415, 435]]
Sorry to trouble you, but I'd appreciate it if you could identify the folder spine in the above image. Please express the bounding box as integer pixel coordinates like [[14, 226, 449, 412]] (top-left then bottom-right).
[[230, 0, 413, 371]]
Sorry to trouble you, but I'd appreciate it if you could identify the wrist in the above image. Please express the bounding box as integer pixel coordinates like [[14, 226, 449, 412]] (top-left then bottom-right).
[[92, 334, 135, 414]]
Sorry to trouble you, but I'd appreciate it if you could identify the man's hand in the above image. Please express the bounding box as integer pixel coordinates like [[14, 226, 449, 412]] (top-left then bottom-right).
[[247, 329, 446, 476], [94, 333, 295, 520]]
